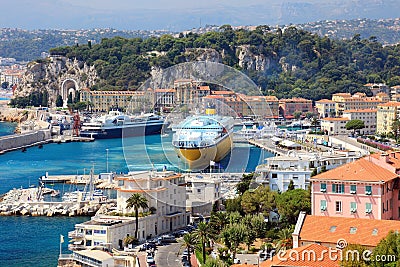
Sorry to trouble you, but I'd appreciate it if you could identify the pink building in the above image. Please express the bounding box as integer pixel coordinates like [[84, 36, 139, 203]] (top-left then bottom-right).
[[311, 152, 400, 220], [278, 98, 313, 119]]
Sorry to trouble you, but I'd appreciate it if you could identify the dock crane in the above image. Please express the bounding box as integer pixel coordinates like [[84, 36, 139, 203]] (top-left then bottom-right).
[[68, 105, 81, 137]]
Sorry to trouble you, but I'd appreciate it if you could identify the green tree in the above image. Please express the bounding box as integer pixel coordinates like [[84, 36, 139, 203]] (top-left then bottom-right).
[[126, 193, 149, 239], [221, 223, 247, 260], [391, 117, 400, 142], [345, 119, 365, 135], [341, 244, 369, 267], [67, 92, 73, 104], [370, 231, 400, 267], [123, 235, 138, 247], [276, 189, 311, 225], [293, 111, 302, 120], [55, 95, 63, 107], [194, 222, 211, 264], [288, 180, 295, 191], [181, 233, 197, 267], [209, 211, 228, 235], [1, 81, 9, 89], [241, 185, 276, 216], [236, 173, 254, 195]]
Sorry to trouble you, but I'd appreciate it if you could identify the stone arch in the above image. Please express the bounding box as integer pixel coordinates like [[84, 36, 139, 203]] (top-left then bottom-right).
[[61, 78, 79, 107]]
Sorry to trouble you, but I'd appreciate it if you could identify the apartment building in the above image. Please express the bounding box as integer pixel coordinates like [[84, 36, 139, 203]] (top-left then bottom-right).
[[278, 98, 313, 119], [342, 108, 377, 135], [68, 171, 187, 250], [364, 83, 390, 96], [185, 173, 222, 218], [311, 152, 400, 220], [332, 92, 389, 116], [315, 99, 336, 118], [320, 117, 350, 135], [80, 88, 153, 113], [376, 101, 400, 135], [255, 154, 312, 192]]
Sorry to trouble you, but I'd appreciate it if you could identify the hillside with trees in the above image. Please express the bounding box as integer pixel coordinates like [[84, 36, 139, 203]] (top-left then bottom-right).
[[44, 24, 400, 101]]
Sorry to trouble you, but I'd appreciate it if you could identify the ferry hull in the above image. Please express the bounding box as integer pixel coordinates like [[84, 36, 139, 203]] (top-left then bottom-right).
[[80, 123, 163, 139], [174, 135, 232, 170]]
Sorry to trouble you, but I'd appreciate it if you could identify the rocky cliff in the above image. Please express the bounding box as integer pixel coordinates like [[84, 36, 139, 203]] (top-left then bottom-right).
[[15, 56, 100, 106]]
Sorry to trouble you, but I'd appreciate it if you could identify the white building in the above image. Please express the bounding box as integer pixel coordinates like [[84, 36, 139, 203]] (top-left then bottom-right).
[[256, 153, 312, 191], [342, 109, 377, 135], [68, 171, 187, 250], [185, 173, 222, 218], [320, 117, 350, 135], [59, 249, 135, 267], [256, 150, 361, 192]]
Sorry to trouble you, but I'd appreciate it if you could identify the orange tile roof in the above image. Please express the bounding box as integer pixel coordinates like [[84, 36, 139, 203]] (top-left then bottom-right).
[[343, 109, 377, 113], [322, 117, 349, 121], [378, 101, 400, 107], [211, 90, 235, 95], [370, 152, 400, 169], [311, 157, 398, 182], [260, 244, 339, 267], [155, 88, 175, 93], [298, 215, 400, 247], [198, 86, 210, 90], [204, 95, 225, 99], [316, 99, 335, 103]]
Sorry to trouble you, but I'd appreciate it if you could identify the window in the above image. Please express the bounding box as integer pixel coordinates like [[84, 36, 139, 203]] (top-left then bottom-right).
[[320, 183, 327, 192], [350, 185, 357, 194], [335, 201, 342, 213], [366, 203, 372, 214], [320, 200, 327, 211], [372, 229, 378, 236], [350, 227, 357, 234], [272, 173, 278, 179], [332, 184, 345, 194], [350, 202, 357, 213], [365, 185, 372, 195], [197, 189, 201, 193], [330, 226, 337, 232]]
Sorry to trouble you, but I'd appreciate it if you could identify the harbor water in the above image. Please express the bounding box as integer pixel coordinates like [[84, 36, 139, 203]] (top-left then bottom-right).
[[0, 123, 271, 266]]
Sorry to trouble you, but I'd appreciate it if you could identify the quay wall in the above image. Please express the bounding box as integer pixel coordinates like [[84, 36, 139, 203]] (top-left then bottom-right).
[[0, 129, 51, 152]]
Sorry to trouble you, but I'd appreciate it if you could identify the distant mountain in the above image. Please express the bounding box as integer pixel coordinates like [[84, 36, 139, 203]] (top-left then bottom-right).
[[1, 0, 400, 30]]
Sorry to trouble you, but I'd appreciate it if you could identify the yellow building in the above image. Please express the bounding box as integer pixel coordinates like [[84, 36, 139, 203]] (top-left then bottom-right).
[[80, 88, 153, 113], [376, 101, 400, 135], [332, 92, 389, 116], [315, 99, 336, 118]]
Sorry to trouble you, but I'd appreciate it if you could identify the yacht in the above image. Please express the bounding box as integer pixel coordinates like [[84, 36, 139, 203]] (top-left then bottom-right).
[[172, 106, 234, 170], [80, 110, 164, 139]]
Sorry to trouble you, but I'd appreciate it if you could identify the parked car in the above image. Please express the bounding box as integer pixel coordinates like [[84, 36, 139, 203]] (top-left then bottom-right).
[[146, 255, 155, 264]]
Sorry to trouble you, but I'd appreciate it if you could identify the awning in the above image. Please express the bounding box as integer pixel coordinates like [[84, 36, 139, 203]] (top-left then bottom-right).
[[280, 140, 301, 148]]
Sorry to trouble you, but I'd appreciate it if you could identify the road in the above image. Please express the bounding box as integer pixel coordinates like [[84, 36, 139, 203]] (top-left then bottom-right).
[[155, 242, 183, 267]]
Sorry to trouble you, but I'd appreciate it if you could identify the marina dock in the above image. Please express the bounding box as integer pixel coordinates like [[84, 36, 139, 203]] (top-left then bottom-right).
[[248, 139, 284, 155]]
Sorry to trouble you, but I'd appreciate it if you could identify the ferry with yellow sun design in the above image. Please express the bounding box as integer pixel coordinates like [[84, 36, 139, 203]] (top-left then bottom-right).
[[172, 106, 234, 170]]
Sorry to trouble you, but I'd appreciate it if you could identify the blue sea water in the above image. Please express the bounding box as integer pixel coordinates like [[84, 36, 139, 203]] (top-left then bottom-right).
[[0, 121, 16, 137], [0, 124, 271, 266]]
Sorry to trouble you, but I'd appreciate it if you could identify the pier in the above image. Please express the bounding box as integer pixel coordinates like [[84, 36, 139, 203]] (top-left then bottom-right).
[[248, 138, 285, 155]]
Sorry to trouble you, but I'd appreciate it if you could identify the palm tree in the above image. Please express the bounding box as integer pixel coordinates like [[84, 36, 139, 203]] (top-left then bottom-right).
[[194, 222, 211, 264], [181, 233, 197, 267], [126, 193, 149, 239]]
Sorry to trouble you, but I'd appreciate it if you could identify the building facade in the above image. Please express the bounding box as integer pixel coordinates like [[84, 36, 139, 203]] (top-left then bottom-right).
[[310, 152, 400, 221], [320, 117, 350, 135], [278, 98, 313, 119], [255, 154, 312, 191], [342, 108, 377, 135], [376, 101, 400, 135], [332, 92, 388, 116], [315, 99, 336, 118]]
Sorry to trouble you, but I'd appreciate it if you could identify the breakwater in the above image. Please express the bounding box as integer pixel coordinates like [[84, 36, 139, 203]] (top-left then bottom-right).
[[0, 187, 113, 217], [0, 129, 52, 154]]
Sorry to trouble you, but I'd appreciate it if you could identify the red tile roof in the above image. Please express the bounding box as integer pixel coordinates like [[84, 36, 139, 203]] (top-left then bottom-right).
[[311, 157, 398, 182], [322, 117, 349, 121], [378, 101, 400, 107], [298, 215, 400, 248], [260, 244, 340, 267]]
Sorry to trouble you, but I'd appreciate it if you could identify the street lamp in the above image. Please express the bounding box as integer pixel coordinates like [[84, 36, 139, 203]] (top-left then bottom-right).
[[106, 149, 109, 173]]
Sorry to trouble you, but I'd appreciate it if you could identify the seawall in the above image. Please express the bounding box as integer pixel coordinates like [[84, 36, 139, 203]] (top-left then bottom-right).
[[0, 129, 52, 154]]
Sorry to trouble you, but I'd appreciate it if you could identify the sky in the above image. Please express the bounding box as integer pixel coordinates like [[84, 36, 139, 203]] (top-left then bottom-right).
[[2, 0, 400, 31]]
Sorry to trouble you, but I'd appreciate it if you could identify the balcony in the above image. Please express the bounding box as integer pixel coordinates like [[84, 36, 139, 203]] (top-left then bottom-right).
[[69, 230, 84, 239]]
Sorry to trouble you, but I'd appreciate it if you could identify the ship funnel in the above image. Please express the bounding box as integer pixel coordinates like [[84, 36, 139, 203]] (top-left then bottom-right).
[[206, 104, 216, 115]]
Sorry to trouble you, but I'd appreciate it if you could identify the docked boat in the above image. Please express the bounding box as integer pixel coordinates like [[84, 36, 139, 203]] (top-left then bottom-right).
[[80, 110, 164, 139], [233, 121, 277, 142], [172, 106, 234, 170]]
